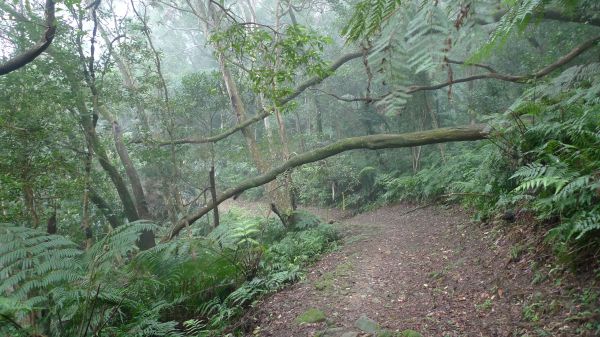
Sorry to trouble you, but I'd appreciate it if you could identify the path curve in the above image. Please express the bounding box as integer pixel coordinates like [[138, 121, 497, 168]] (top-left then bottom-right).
[[244, 203, 538, 337]]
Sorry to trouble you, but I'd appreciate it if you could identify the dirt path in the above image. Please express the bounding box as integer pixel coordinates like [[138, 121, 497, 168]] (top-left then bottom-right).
[[242, 203, 541, 337]]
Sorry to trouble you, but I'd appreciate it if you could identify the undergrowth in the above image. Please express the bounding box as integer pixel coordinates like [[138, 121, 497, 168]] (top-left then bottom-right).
[[0, 209, 338, 336], [378, 82, 600, 266]]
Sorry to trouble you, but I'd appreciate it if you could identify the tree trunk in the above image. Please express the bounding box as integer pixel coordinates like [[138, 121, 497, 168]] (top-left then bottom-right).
[[217, 52, 296, 223], [314, 95, 323, 135], [209, 166, 219, 228], [22, 183, 39, 228], [217, 54, 268, 173], [106, 113, 151, 219]]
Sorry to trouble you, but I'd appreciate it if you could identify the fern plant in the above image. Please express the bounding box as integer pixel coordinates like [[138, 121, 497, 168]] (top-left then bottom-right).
[[342, 0, 402, 42], [368, 2, 453, 115], [467, 0, 598, 62], [509, 98, 600, 256]]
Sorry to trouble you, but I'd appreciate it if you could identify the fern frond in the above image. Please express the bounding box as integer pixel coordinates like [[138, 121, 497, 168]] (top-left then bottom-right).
[[469, 0, 548, 62], [342, 0, 402, 42], [0, 224, 82, 300], [571, 212, 600, 240]]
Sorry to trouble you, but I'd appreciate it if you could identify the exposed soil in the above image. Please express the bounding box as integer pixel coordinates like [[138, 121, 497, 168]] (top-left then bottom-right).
[[237, 202, 599, 337]]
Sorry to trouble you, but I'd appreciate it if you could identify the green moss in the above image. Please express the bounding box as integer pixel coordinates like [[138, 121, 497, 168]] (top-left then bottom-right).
[[314, 261, 354, 293], [376, 330, 395, 337], [314, 274, 335, 291], [399, 330, 423, 337], [295, 308, 326, 324], [354, 315, 379, 333]]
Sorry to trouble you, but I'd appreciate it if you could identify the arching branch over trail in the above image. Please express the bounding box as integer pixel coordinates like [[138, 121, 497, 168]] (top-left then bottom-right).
[[164, 124, 492, 240], [487, 8, 600, 27], [0, 0, 56, 75], [407, 34, 600, 93], [317, 35, 600, 103]]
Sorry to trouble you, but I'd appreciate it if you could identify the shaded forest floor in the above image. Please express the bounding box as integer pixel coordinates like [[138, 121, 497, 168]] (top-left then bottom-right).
[[224, 201, 599, 337]]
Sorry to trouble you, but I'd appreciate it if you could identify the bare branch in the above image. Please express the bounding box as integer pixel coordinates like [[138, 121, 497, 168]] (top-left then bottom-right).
[[475, 8, 600, 27], [157, 35, 597, 147], [407, 35, 600, 93], [310, 88, 379, 102]]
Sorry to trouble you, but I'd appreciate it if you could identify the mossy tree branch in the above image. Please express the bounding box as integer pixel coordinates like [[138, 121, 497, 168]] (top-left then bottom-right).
[[164, 124, 491, 240], [0, 0, 56, 75]]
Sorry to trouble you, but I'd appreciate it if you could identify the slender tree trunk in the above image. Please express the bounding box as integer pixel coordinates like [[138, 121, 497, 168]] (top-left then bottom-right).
[[22, 183, 39, 228], [20, 161, 40, 228], [110, 119, 151, 218], [81, 143, 93, 249], [110, 117, 156, 249], [260, 95, 276, 159], [425, 91, 446, 162], [218, 54, 268, 173], [313, 95, 323, 135], [46, 210, 57, 235], [209, 166, 219, 228], [58, 61, 153, 247], [217, 54, 295, 222]]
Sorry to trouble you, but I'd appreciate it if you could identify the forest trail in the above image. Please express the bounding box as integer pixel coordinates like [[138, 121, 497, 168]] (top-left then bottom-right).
[[235, 202, 540, 337]]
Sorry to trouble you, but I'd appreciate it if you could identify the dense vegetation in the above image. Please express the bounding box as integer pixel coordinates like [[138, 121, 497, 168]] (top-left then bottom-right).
[[0, 0, 599, 335]]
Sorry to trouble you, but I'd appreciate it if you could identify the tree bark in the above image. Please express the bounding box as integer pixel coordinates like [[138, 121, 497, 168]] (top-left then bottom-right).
[[217, 53, 269, 173], [166, 124, 491, 239], [22, 183, 39, 228], [100, 107, 151, 220]]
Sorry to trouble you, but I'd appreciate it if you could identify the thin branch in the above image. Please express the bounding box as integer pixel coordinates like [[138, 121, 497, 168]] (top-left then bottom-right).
[[281, 51, 363, 104], [311, 35, 597, 103], [445, 58, 497, 73], [494, 8, 600, 27], [82, 284, 102, 337], [156, 0, 196, 15], [475, 8, 600, 27], [310, 88, 379, 102], [237, 21, 282, 35], [0, 0, 56, 75], [407, 35, 600, 93], [208, 0, 245, 23]]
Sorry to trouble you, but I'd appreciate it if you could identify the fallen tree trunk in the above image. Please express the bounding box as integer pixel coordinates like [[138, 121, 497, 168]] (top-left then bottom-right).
[[165, 124, 491, 240]]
